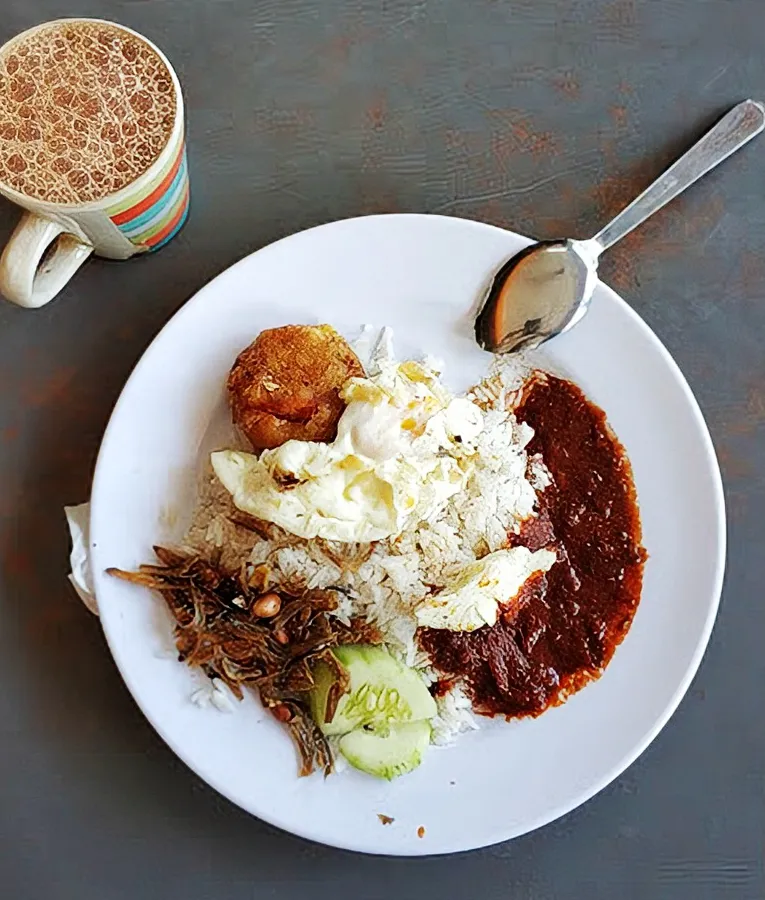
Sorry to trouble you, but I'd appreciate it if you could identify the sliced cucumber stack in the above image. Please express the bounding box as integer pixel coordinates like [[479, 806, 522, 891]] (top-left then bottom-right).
[[311, 645, 436, 779]]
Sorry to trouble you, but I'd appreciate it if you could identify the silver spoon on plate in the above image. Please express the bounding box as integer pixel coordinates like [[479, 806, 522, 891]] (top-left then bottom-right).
[[475, 99, 765, 354]]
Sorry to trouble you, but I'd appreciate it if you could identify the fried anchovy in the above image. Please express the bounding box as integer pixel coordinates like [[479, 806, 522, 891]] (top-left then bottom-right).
[[108, 546, 378, 777]]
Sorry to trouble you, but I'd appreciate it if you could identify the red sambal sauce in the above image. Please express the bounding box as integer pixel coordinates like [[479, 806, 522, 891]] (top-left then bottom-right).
[[419, 374, 647, 719]]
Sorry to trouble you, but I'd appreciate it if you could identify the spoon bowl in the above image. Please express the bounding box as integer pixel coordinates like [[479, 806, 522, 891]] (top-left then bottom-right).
[[474, 239, 598, 353]]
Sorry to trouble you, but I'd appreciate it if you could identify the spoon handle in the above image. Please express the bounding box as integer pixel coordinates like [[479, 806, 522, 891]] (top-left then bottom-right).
[[591, 99, 765, 252]]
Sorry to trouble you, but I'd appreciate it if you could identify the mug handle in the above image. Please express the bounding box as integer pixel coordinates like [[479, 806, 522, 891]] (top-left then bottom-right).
[[0, 211, 93, 309]]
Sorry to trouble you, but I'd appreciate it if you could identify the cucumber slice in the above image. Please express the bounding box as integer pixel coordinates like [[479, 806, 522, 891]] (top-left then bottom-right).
[[311, 644, 436, 737], [339, 721, 432, 780]]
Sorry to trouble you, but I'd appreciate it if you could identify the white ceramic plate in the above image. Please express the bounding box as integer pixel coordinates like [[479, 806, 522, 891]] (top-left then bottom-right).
[[90, 214, 725, 855]]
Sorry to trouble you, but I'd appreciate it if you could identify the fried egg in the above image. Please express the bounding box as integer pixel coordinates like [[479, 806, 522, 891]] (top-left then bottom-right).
[[415, 547, 557, 632], [212, 358, 484, 543]]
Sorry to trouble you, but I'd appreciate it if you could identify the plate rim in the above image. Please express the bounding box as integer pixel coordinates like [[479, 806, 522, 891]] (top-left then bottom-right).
[[89, 213, 727, 855]]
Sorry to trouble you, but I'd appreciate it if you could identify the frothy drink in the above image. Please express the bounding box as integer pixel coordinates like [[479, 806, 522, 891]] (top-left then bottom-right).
[[0, 20, 176, 204]]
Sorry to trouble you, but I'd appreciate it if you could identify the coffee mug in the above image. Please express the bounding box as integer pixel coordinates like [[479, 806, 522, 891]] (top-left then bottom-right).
[[0, 19, 189, 308]]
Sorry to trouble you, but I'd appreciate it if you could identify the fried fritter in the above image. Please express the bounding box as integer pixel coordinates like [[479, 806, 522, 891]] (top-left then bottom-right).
[[228, 324, 364, 450]]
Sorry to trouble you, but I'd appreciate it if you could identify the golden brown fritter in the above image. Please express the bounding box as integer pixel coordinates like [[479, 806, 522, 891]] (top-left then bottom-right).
[[228, 324, 364, 450]]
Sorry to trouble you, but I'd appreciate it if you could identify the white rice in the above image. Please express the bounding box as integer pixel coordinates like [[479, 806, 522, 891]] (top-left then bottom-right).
[[181, 332, 546, 745]]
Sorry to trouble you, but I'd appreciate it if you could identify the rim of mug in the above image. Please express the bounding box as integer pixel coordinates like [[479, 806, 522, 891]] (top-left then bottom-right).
[[0, 17, 185, 213]]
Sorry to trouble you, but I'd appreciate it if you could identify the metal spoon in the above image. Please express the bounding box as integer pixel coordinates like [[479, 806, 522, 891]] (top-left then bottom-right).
[[475, 99, 765, 354]]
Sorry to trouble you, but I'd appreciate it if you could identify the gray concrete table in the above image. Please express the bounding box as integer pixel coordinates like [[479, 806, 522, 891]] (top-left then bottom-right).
[[0, 1, 762, 897]]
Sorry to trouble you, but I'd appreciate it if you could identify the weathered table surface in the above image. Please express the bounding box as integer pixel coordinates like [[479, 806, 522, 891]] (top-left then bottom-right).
[[1, 1, 762, 897]]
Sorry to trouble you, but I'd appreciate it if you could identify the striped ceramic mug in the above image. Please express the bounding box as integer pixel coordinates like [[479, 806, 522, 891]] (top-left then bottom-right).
[[0, 19, 189, 308]]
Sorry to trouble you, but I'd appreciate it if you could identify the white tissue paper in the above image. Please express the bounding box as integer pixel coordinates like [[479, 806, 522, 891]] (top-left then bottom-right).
[[65, 502, 98, 616]]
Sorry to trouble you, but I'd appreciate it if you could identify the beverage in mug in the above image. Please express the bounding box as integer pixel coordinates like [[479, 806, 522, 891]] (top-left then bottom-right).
[[0, 18, 189, 308]]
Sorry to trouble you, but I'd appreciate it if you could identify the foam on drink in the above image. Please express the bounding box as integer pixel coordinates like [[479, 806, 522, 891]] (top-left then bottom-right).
[[0, 20, 176, 204]]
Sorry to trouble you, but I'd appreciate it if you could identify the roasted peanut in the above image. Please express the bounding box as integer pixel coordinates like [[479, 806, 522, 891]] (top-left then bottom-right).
[[270, 703, 293, 723], [252, 592, 281, 618]]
